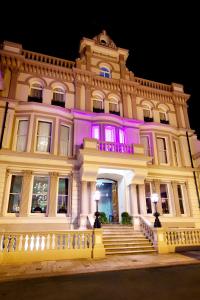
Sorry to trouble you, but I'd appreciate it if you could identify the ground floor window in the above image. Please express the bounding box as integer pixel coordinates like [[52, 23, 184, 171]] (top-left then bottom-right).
[[31, 176, 49, 213], [145, 183, 152, 214], [160, 183, 170, 214], [7, 175, 23, 213], [177, 184, 185, 214], [57, 178, 69, 213]]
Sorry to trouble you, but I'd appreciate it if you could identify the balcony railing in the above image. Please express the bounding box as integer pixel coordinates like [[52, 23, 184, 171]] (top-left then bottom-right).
[[160, 119, 169, 125], [144, 116, 154, 122], [93, 108, 105, 113], [97, 141, 134, 154]]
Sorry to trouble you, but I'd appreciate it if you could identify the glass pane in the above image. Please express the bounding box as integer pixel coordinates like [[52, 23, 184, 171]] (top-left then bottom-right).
[[145, 183, 151, 198], [105, 126, 115, 142], [31, 177, 48, 213], [160, 184, 170, 214], [58, 178, 68, 195], [8, 194, 20, 213], [10, 175, 22, 193], [37, 122, 51, 152], [119, 129, 125, 144], [92, 126, 100, 139], [60, 126, 69, 155], [16, 120, 28, 152], [57, 178, 68, 213]]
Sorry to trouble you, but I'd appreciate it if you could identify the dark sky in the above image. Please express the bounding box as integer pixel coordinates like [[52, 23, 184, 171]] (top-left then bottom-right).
[[1, 1, 199, 137]]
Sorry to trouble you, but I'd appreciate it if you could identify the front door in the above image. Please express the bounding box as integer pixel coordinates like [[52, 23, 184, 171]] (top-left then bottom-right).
[[96, 179, 118, 223]]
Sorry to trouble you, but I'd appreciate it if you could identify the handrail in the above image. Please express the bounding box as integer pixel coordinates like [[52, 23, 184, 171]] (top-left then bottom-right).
[[139, 216, 155, 244], [97, 141, 134, 154]]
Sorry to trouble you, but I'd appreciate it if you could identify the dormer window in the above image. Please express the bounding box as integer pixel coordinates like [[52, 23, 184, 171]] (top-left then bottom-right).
[[52, 87, 65, 107], [100, 67, 111, 78], [28, 82, 43, 103]]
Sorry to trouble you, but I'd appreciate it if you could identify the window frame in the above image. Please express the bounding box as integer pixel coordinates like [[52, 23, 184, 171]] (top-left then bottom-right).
[[157, 136, 169, 165], [59, 124, 70, 156], [7, 174, 23, 214], [99, 66, 111, 78], [31, 175, 49, 214], [57, 177, 69, 214], [35, 120, 53, 154]]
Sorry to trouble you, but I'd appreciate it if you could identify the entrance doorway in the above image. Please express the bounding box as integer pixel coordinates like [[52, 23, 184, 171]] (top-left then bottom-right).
[[96, 179, 119, 223]]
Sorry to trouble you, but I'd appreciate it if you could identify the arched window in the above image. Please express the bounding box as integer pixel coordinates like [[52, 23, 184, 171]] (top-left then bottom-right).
[[159, 109, 169, 124], [28, 82, 43, 102], [52, 87, 65, 107], [100, 67, 111, 78], [143, 105, 153, 122]]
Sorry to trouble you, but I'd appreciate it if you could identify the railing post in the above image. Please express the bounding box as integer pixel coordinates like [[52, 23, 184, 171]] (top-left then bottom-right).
[[92, 229, 105, 258], [153, 228, 169, 254]]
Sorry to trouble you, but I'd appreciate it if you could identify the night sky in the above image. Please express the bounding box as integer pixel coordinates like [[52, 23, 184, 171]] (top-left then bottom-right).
[[1, 2, 199, 137]]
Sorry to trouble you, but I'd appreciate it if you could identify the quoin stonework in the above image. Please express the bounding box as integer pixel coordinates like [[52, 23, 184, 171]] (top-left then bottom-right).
[[1, 30, 200, 244]]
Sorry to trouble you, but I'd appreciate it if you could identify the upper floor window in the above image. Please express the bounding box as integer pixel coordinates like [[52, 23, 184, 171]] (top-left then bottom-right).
[[16, 120, 28, 152], [52, 87, 65, 107], [157, 137, 168, 164], [93, 98, 104, 113], [36, 121, 52, 153], [141, 136, 151, 156], [59, 125, 70, 156], [100, 67, 111, 78], [28, 82, 43, 102], [159, 111, 169, 124], [57, 178, 69, 213], [109, 101, 120, 116], [119, 129, 125, 144], [143, 106, 153, 122], [31, 176, 49, 213], [105, 126, 115, 142], [7, 175, 23, 213], [92, 125, 100, 140]]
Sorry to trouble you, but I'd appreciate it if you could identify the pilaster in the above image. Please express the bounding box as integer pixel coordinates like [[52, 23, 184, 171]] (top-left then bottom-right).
[[48, 172, 59, 217], [20, 171, 33, 217]]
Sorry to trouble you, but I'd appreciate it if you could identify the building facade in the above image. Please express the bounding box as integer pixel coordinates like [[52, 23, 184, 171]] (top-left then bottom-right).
[[0, 30, 200, 232]]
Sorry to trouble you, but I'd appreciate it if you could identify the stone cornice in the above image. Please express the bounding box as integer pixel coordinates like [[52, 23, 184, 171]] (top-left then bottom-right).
[[0, 48, 190, 103]]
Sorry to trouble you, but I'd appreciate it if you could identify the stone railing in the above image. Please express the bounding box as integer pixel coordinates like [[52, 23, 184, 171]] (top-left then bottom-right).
[[0, 229, 105, 265], [135, 77, 172, 92], [97, 141, 134, 154], [22, 50, 75, 69], [139, 216, 200, 253], [139, 216, 155, 244]]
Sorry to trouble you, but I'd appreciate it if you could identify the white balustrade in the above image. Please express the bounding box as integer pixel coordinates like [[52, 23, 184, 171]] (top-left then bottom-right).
[[97, 141, 134, 154]]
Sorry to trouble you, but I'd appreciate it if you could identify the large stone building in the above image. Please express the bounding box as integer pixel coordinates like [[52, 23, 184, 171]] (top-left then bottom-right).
[[0, 30, 200, 232]]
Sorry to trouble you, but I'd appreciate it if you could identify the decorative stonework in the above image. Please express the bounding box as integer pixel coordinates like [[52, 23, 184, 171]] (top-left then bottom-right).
[[93, 30, 117, 49]]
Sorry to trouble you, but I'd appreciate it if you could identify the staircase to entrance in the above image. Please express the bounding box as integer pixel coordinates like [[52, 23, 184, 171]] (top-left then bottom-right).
[[102, 224, 156, 255]]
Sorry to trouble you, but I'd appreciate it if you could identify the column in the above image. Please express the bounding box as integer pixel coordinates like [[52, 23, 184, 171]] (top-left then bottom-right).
[[121, 92, 129, 118], [182, 183, 192, 216], [20, 171, 33, 217], [130, 184, 138, 215], [174, 103, 183, 128], [74, 81, 81, 109], [48, 172, 59, 217], [79, 181, 89, 228], [182, 104, 190, 129], [85, 84, 92, 112], [8, 69, 19, 99], [139, 184, 146, 215], [1, 171, 11, 216], [154, 180, 162, 214], [90, 181, 96, 215], [171, 182, 181, 216], [131, 94, 137, 119]]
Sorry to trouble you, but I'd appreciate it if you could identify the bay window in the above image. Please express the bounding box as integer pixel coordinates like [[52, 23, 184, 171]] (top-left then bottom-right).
[[59, 125, 70, 156], [16, 120, 28, 152], [157, 137, 168, 164], [36, 121, 52, 152]]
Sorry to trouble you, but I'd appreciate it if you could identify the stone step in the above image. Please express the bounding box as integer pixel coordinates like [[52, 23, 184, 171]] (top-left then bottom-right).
[[104, 241, 150, 247], [105, 245, 154, 251], [106, 249, 157, 255]]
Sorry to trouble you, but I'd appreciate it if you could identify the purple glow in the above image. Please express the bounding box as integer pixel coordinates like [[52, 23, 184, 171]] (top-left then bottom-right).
[[92, 125, 100, 139], [105, 126, 115, 142], [119, 129, 125, 144]]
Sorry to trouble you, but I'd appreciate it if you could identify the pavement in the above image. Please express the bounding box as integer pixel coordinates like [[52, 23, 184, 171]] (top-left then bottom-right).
[[1, 251, 200, 282]]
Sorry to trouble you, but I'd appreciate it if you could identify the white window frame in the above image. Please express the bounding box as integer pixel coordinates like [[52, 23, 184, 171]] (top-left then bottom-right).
[[59, 124, 70, 156], [93, 98, 104, 110], [173, 139, 181, 167], [53, 87, 65, 102], [145, 182, 153, 215], [177, 184, 186, 215], [31, 175, 49, 214], [57, 177, 69, 214], [157, 136, 169, 165], [99, 67, 111, 78], [13, 118, 29, 152], [29, 82, 43, 99], [141, 135, 151, 156], [7, 174, 23, 214], [35, 119, 53, 154], [160, 183, 172, 215]]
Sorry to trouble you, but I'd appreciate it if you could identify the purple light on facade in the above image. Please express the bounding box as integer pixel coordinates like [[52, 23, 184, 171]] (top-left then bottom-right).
[[92, 125, 100, 139]]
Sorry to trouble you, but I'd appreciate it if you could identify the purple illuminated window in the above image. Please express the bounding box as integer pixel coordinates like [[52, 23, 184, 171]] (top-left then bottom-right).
[[105, 126, 115, 142], [92, 126, 100, 139], [119, 129, 125, 144]]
